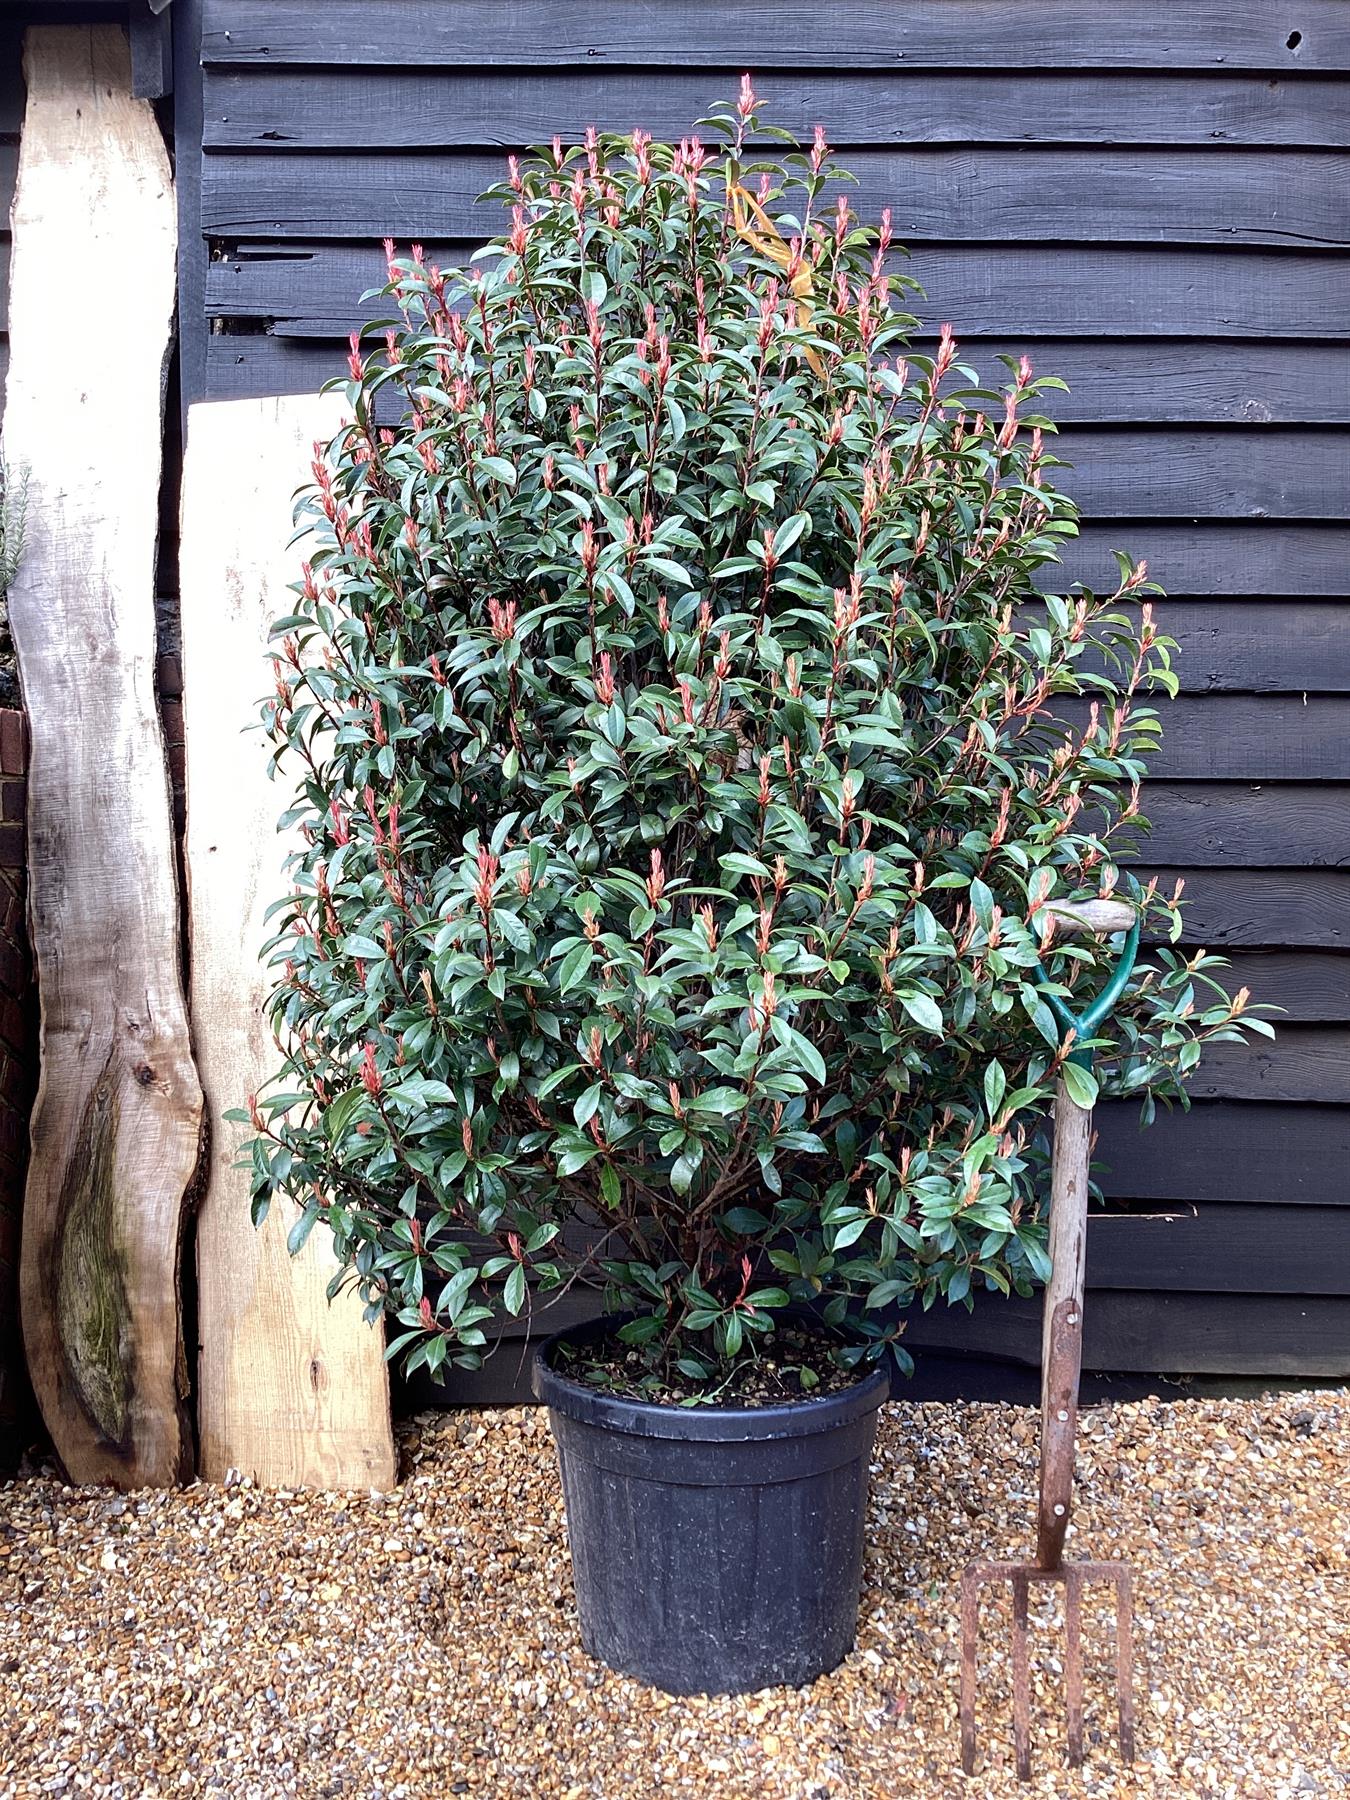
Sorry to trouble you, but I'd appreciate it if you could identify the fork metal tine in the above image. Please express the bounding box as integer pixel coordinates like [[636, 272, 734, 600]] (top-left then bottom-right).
[[1114, 1564, 1137, 1763], [1011, 1571, 1032, 1782], [1064, 1564, 1085, 1766], [959, 1565, 981, 1775]]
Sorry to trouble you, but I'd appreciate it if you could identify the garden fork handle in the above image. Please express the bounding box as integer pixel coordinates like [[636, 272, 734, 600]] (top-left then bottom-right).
[[1036, 1073, 1091, 1571], [1032, 897, 1139, 1571]]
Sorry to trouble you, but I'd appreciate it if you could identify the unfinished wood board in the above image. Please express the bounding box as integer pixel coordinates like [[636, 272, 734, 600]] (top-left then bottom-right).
[[181, 393, 394, 1491], [4, 26, 200, 1487]]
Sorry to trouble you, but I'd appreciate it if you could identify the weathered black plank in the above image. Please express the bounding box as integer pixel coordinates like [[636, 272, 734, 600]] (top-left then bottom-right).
[[1095, 1100, 1348, 1205], [199, 148, 1350, 247], [1073, 602, 1350, 693], [201, 66, 1350, 150], [205, 241, 1350, 342], [174, 0, 208, 415], [902, 1289, 1350, 1375], [913, 247, 1350, 342], [200, 328, 1350, 426], [128, 0, 173, 99], [1147, 602, 1350, 692], [0, 23, 22, 136], [1051, 429, 1349, 521], [1054, 525, 1349, 597], [1060, 695, 1350, 780], [1207, 951, 1350, 1021], [978, 345, 1350, 427], [199, 0, 1350, 74], [1131, 785, 1350, 867], [1088, 1205, 1350, 1293], [1153, 869, 1350, 947], [1184, 1026, 1348, 1102]]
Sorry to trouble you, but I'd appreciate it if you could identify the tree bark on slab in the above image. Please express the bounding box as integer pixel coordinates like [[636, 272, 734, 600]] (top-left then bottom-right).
[[181, 394, 395, 1491], [4, 26, 201, 1487]]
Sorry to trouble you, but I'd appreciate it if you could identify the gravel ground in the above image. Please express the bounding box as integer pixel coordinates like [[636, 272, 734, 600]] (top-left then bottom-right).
[[0, 1387, 1345, 1800]]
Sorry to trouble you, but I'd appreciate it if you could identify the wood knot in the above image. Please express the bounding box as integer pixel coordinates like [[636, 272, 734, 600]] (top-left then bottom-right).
[[133, 1064, 156, 1086]]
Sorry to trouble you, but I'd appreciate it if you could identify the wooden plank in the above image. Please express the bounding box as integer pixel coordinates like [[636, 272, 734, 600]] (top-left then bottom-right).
[[199, 0, 1350, 73], [1071, 602, 1350, 692], [1149, 869, 1350, 946], [198, 147, 1350, 247], [1054, 524, 1349, 596], [1206, 951, 1350, 1021], [971, 344, 1350, 426], [901, 1290, 1350, 1376], [1131, 785, 1350, 867], [206, 241, 1350, 342], [1184, 1027, 1349, 1102], [182, 393, 395, 1491], [5, 25, 201, 1489], [0, 20, 24, 135], [1149, 602, 1350, 692], [911, 247, 1350, 341], [128, 0, 172, 99], [1094, 1101, 1349, 1205], [173, 0, 208, 417], [1088, 1205, 1350, 1293], [200, 66, 1350, 150], [1056, 695, 1350, 780], [202, 330, 1350, 426], [1051, 428, 1349, 520]]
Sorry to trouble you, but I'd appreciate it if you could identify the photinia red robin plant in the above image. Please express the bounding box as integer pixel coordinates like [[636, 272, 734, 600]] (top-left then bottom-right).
[[242, 84, 1268, 1388]]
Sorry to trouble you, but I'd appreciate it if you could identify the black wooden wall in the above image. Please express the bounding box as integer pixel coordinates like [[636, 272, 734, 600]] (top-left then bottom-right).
[[176, 1, 1347, 1375]]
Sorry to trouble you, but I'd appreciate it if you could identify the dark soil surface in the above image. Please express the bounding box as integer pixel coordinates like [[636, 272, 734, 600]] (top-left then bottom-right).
[[554, 1323, 877, 1407]]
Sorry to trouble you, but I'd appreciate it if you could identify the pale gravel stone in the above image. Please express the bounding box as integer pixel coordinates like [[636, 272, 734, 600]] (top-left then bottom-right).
[[0, 1389, 1345, 1799]]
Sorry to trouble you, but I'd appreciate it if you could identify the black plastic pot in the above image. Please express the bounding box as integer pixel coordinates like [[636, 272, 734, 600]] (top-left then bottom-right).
[[533, 1314, 890, 1696]]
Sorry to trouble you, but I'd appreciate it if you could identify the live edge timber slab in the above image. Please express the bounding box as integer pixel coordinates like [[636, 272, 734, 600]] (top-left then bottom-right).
[[181, 394, 395, 1491], [4, 26, 201, 1487]]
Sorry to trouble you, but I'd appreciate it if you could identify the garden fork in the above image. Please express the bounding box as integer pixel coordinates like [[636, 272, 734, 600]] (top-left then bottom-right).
[[959, 897, 1140, 1780]]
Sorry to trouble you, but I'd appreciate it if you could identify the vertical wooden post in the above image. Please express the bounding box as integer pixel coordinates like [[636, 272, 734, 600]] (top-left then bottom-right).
[[5, 26, 201, 1487], [182, 395, 395, 1490]]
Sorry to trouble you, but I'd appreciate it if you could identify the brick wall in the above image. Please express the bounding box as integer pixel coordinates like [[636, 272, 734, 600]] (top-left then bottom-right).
[[0, 707, 36, 1467]]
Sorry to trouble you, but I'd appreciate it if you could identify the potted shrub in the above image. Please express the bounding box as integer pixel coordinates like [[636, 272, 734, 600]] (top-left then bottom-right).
[[244, 85, 1265, 1695]]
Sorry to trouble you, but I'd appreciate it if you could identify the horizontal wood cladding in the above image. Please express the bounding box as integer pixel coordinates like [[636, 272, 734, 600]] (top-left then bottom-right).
[[1058, 696, 1350, 779], [1054, 526, 1348, 597], [1182, 1028, 1349, 1103], [1151, 871, 1350, 947], [1068, 602, 1350, 693], [913, 251, 1350, 343], [1130, 785, 1350, 867], [1094, 1101, 1348, 1205], [199, 0, 1350, 74], [199, 148, 1350, 247], [1205, 952, 1350, 1022], [199, 329, 1350, 426], [1050, 429, 1350, 519], [1131, 603, 1350, 693], [1086, 1206, 1350, 1294], [206, 243, 1350, 341], [201, 67, 1350, 150], [901, 1290, 1350, 1375]]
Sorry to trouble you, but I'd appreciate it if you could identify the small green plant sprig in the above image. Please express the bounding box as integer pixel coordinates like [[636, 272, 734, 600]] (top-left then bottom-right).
[[243, 83, 1268, 1385]]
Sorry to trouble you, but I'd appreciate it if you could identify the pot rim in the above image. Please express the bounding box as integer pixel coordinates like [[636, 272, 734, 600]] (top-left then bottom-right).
[[532, 1311, 891, 1443]]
